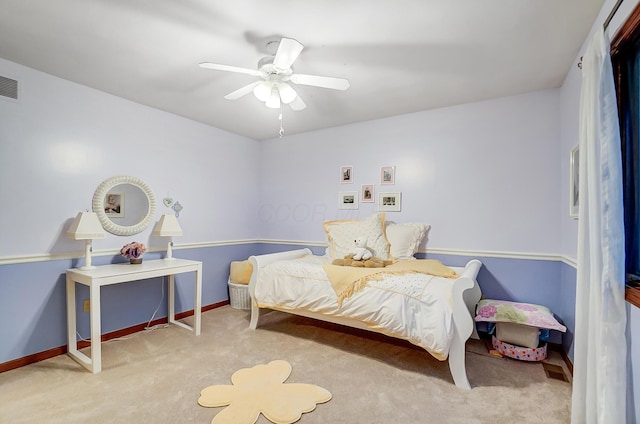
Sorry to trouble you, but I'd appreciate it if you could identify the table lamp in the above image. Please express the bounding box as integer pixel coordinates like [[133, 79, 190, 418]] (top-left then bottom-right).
[[67, 211, 105, 270], [152, 214, 183, 260]]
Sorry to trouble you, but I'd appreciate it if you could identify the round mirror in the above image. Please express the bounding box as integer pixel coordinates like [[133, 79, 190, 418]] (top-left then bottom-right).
[[92, 175, 157, 236]]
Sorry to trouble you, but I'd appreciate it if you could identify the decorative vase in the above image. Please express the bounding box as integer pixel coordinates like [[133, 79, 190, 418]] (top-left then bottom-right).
[[130, 257, 143, 264]]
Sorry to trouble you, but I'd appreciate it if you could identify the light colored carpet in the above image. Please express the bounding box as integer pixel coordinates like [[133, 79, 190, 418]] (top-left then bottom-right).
[[198, 359, 331, 423], [0, 306, 572, 423]]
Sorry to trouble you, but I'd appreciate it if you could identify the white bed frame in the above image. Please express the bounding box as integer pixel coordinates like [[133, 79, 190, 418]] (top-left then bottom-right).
[[247, 248, 482, 390]]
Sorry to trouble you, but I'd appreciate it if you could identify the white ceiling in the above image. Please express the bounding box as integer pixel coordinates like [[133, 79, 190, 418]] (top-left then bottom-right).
[[0, 1, 604, 140]]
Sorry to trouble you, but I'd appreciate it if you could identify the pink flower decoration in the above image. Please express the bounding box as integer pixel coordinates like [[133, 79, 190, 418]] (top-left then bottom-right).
[[120, 241, 147, 259], [477, 305, 497, 318]]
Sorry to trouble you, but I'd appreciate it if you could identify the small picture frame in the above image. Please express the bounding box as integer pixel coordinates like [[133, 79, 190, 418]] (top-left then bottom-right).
[[339, 191, 359, 209], [380, 166, 395, 185], [104, 192, 124, 217], [361, 184, 374, 203], [378, 192, 401, 212], [570, 145, 579, 218], [340, 166, 353, 183]]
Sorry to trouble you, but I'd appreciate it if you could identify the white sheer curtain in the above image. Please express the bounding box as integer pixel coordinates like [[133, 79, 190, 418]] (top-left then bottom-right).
[[571, 27, 628, 423]]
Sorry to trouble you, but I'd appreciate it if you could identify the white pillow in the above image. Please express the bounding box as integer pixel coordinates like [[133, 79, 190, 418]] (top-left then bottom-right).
[[385, 222, 430, 260], [323, 213, 390, 260]]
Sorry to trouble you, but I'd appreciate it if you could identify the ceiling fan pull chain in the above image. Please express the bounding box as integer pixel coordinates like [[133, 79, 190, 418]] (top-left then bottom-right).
[[279, 106, 285, 138]]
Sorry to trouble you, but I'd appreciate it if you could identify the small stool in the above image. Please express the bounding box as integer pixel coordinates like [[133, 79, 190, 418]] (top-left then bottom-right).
[[475, 299, 566, 362]]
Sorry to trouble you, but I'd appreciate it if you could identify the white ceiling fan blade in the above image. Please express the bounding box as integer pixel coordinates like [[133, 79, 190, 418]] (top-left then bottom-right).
[[224, 81, 262, 100], [273, 38, 304, 70], [199, 63, 263, 77], [290, 73, 350, 90], [289, 95, 306, 111]]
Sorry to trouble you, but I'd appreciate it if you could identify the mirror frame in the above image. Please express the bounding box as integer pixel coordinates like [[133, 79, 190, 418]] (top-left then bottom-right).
[[92, 175, 157, 236]]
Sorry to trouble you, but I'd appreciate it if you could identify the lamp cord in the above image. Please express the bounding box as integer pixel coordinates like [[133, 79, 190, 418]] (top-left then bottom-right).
[[144, 276, 168, 330], [74, 278, 168, 343]]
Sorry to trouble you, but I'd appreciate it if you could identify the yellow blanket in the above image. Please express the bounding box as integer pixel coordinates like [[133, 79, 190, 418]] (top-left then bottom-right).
[[322, 259, 459, 304]]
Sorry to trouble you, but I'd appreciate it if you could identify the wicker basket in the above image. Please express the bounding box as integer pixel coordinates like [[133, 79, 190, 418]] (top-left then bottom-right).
[[228, 279, 251, 310]]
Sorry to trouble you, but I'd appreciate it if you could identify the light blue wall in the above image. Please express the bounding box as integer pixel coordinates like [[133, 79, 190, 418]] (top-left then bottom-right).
[[256, 88, 569, 349], [423, 253, 565, 345], [0, 57, 262, 364], [1, 242, 567, 365], [0, 245, 257, 363], [0, 44, 594, 377], [0, 57, 262, 257], [257, 90, 562, 254], [0, 57, 572, 367], [559, 263, 577, 358], [1, 7, 637, 420]]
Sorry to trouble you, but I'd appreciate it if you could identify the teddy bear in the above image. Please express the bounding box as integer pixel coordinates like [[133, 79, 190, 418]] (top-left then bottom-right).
[[352, 237, 373, 261], [331, 253, 392, 268], [363, 257, 392, 268]]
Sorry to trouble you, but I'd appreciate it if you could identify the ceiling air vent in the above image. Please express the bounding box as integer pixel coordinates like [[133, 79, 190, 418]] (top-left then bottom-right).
[[0, 75, 19, 101]]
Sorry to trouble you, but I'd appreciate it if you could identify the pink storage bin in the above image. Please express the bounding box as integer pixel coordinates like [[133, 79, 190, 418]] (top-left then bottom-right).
[[492, 336, 547, 362]]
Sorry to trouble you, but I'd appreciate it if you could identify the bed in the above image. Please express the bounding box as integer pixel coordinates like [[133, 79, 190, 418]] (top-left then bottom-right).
[[246, 214, 483, 390]]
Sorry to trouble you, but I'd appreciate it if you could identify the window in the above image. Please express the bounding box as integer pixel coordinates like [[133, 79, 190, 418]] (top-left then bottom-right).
[[611, 4, 640, 306]]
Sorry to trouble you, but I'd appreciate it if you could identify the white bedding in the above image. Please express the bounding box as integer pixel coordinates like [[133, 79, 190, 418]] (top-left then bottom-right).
[[253, 255, 458, 360]]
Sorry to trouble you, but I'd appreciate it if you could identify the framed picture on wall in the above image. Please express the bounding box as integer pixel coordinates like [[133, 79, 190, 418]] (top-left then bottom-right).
[[104, 192, 124, 217], [378, 192, 401, 212], [361, 184, 374, 202], [570, 145, 579, 218], [339, 191, 359, 209], [380, 166, 395, 184], [340, 165, 353, 183]]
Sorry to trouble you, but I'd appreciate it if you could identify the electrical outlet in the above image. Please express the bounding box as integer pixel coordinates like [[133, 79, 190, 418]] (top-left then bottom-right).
[[83, 299, 90, 312]]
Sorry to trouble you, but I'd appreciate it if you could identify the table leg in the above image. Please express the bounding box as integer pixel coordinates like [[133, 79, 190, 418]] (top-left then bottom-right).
[[168, 275, 175, 325], [89, 284, 102, 373], [167, 271, 201, 335], [66, 277, 77, 356], [194, 266, 202, 336], [67, 278, 98, 372]]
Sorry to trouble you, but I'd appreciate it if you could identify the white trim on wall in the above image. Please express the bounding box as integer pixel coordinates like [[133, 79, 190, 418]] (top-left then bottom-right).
[[0, 239, 258, 265], [560, 255, 577, 268], [0, 238, 578, 268], [237, 240, 578, 266], [421, 246, 561, 262]]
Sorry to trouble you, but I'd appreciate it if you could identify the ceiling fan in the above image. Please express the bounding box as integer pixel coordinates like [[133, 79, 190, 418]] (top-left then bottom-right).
[[199, 37, 350, 111]]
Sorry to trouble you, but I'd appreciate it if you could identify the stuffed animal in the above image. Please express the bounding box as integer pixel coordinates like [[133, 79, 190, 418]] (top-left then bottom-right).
[[352, 237, 373, 261], [363, 257, 392, 268], [332, 253, 361, 267], [332, 253, 392, 268]]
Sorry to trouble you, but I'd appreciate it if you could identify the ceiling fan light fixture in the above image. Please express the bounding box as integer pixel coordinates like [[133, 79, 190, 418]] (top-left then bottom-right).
[[265, 88, 281, 109], [253, 81, 272, 102], [200, 36, 349, 117], [277, 83, 297, 104]]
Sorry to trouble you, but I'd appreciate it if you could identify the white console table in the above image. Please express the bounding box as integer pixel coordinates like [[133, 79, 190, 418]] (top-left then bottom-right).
[[66, 258, 202, 373]]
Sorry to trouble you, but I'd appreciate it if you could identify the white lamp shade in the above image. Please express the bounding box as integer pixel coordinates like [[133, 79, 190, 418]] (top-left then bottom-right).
[[67, 212, 105, 240], [152, 214, 183, 237], [253, 81, 273, 102], [277, 83, 297, 104], [265, 87, 281, 109]]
